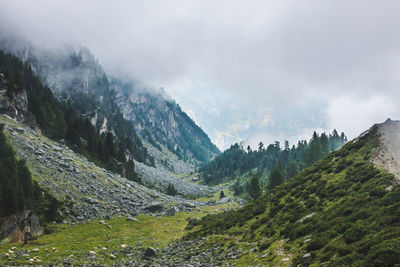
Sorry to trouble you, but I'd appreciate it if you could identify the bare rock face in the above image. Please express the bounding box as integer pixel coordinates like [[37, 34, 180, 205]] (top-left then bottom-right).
[[0, 210, 42, 244], [0, 74, 29, 121], [371, 118, 400, 182]]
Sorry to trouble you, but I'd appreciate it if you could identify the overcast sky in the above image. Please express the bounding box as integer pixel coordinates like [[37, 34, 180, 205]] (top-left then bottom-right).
[[1, 0, 400, 149]]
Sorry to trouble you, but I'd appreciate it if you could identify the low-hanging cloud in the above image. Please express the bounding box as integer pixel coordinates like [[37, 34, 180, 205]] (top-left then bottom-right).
[[1, 0, 399, 148]]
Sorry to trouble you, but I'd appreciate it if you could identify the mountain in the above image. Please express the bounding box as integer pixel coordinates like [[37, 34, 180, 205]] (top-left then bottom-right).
[[174, 119, 400, 266], [0, 50, 215, 196], [0, 50, 147, 183], [112, 80, 220, 165], [0, 34, 220, 169]]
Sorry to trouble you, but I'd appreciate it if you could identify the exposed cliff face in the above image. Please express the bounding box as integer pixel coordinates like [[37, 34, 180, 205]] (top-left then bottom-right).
[[0, 74, 29, 122], [0, 210, 41, 244], [370, 118, 400, 182]]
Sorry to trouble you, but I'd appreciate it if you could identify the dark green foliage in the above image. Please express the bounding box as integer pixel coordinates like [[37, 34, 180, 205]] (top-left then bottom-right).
[[248, 174, 261, 200], [0, 124, 26, 215], [0, 51, 147, 181], [200, 130, 347, 199], [268, 162, 284, 190], [166, 183, 178, 196], [125, 159, 140, 183], [186, 128, 400, 266], [0, 126, 62, 223]]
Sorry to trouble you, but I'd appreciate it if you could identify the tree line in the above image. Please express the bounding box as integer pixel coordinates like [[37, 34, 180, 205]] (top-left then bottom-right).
[[200, 130, 347, 199]]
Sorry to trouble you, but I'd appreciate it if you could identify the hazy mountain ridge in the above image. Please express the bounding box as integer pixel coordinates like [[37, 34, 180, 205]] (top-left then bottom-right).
[[0, 34, 219, 167], [112, 80, 220, 165]]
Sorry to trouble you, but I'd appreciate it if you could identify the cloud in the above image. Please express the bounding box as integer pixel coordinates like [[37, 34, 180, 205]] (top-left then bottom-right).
[[327, 95, 398, 140], [1, 0, 400, 148]]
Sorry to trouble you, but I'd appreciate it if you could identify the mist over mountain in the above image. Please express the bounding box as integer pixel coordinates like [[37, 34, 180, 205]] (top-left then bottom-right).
[[1, 1, 399, 149], [1, 2, 400, 266], [0, 33, 219, 166]]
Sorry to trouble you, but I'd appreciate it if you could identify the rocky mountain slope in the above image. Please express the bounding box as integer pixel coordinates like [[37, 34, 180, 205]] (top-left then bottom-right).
[[0, 34, 220, 169], [0, 115, 214, 223], [112, 81, 220, 165]]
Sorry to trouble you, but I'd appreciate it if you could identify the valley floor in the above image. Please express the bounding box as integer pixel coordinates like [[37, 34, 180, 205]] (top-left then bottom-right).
[[0, 201, 238, 266]]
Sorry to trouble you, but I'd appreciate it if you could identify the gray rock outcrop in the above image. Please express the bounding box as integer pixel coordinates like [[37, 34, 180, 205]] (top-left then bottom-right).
[[0, 210, 42, 244]]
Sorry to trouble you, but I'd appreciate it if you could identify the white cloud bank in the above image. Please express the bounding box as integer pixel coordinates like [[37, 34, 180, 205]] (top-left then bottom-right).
[[1, 0, 400, 149], [327, 95, 398, 140]]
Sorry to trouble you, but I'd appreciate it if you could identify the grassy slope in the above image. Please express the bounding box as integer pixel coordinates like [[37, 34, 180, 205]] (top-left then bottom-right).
[[185, 126, 400, 266], [0, 202, 236, 265]]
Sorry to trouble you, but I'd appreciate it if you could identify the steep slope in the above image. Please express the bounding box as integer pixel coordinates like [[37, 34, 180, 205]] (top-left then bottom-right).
[[0, 115, 209, 223], [112, 80, 220, 164], [0, 34, 219, 167], [159, 119, 400, 266]]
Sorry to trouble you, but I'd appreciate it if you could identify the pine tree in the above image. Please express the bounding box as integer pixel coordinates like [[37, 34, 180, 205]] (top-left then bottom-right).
[[268, 162, 284, 190], [249, 173, 261, 200], [166, 183, 178, 196], [233, 179, 243, 196], [320, 133, 330, 156], [258, 142, 264, 152], [125, 159, 140, 183], [287, 161, 298, 179]]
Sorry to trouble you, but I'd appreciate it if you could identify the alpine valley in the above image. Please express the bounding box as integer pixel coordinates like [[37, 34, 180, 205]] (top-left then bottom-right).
[[1, 33, 400, 267]]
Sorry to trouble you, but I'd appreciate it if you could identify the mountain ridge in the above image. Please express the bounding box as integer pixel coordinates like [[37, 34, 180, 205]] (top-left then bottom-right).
[[0, 33, 220, 168]]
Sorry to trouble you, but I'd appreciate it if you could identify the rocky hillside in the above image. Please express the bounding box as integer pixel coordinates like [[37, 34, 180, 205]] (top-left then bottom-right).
[[112, 80, 220, 165], [168, 119, 400, 266], [0, 34, 219, 168], [371, 118, 400, 181], [0, 115, 214, 224], [0, 73, 29, 122]]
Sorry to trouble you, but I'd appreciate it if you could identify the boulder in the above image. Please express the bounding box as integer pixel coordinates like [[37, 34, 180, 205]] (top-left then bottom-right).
[[126, 216, 139, 222], [13, 127, 25, 133], [51, 145, 62, 152], [145, 202, 164, 212], [144, 247, 157, 257], [0, 210, 42, 244], [183, 202, 196, 208], [166, 207, 179, 216], [218, 196, 232, 204], [34, 149, 45, 155]]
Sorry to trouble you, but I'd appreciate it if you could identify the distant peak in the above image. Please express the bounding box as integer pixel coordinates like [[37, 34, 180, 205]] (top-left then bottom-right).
[[377, 118, 400, 128]]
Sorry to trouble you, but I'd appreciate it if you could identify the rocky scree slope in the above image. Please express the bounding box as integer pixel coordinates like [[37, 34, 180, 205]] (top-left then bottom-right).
[[0, 115, 210, 223]]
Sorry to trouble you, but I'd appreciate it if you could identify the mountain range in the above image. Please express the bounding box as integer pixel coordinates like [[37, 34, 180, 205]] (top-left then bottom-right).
[[0, 33, 220, 170], [0, 33, 400, 266]]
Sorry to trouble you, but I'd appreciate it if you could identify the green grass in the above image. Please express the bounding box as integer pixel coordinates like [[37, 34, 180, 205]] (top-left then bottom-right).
[[0, 199, 236, 265]]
